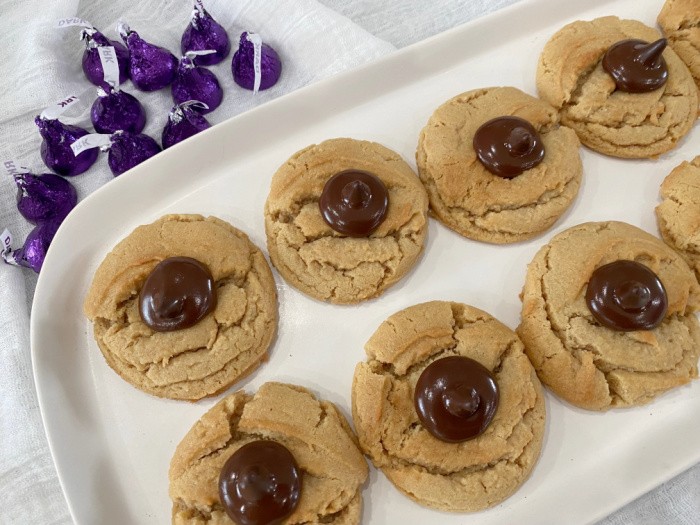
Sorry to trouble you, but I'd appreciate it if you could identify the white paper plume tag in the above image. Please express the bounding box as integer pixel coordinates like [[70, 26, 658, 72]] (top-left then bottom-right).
[[185, 50, 217, 59], [246, 33, 263, 94], [40, 94, 81, 120], [70, 133, 112, 157], [2, 159, 26, 177], [1, 229, 16, 265], [98, 46, 120, 89], [56, 17, 93, 29]]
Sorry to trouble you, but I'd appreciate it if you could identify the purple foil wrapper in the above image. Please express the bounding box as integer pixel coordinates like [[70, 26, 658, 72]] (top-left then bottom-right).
[[107, 131, 162, 176], [181, 4, 230, 66], [91, 87, 146, 134], [14, 172, 77, 224], [35, 116, 98, 177], [10, 220, 61, 273], [120, 24, 178, 91], [171, 56, 222, 113], [162, 101, 211, 149], [232, 31, 281, 91], [82, 29, 130, 88]]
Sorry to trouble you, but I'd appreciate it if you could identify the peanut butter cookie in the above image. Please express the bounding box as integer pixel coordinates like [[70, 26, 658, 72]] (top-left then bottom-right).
[[537, 16, 698, 158], [659, 0, 700, 92], [656, 156, 700, 283], [352, 301, 545, 512], [84, 214, 277, 401], [517, 221, 700, 410], [169, 382, 368, 524], [416, 87, 582, 244], [264, 138, 428, 304]]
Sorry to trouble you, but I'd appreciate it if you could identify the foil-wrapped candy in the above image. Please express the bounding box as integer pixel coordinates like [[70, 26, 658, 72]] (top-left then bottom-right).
[[2, 221, 61, 273], [108, 131, 162, 176], [91, 87, 146, 134], [119, 22, 178, 91], [162, 100, 211, 149], [35, 116, 98, 177], [172, 52, 222, 113], [81, 27, 130, 88], [231, 31, 281, 92], [14, 172, 77, 224], [181, 2, 230, 66]]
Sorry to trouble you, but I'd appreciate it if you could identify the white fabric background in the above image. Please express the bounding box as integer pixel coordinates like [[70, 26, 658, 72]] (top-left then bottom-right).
[[0, 0, 698, 523]]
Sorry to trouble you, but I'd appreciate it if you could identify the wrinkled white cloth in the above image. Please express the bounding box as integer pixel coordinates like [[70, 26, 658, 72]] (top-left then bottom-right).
[[0, 0, 697, 524]]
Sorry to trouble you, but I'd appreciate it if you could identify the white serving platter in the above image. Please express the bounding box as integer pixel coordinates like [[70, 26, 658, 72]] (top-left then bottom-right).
[[32, 0, 700, 523]]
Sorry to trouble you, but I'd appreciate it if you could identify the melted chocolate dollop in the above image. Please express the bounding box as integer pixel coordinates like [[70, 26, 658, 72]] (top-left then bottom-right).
[[414, 355, 499, 443], [602, 38, 668, 93], [219, 440, 302, 525], [473, 116, 545, 178], [319, 170, 389, 237], [585, 260, 668, 331], [138, 256, 216, 332]]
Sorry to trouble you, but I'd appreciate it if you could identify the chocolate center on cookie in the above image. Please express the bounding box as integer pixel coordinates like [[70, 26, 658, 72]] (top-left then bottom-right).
[[602, 38, 668, 93], [414, 355, 499, 443], [319, 170, 389, 237], [585, 260, 668, 331], [473, 116, 545, 178], [219, 440, 302, 525], [138, 256, 216, 332]]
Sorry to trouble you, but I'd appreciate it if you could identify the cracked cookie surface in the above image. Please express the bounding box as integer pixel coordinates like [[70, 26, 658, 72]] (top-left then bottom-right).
[[537, 16, 698, 158], [169, 382, 368, 524], [659, 0, 700, 93], [517, 221, 700, 410], [83, 214, 277, 401], [264, 138, 428, 304], [656, 156, 700, 283], [351, 301, 545, 512], [416, 87, 582, 244]]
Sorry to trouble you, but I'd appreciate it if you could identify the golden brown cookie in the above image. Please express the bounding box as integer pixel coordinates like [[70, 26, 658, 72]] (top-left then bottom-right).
[[416, 87, 582, 244], [517, 221, 700, 410], [659, 0, 700, 92], [537, 16, 698, 158], [264, 138, 428, 304], [352, 301, 545, 512], [169, 382, 368, 524], [656, 156, 700, 282], [83, 214, 277, 401]]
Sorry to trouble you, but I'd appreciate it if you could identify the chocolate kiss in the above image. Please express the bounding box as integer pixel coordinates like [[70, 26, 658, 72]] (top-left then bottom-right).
[[442, 385, 480, 418], [506, 127, 535, 156], [341, 180, 371, 208], [638, 39, 667, 67]]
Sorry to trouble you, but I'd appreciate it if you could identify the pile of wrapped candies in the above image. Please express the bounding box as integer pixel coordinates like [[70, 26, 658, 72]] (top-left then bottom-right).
[[3, 2, 283, 273]]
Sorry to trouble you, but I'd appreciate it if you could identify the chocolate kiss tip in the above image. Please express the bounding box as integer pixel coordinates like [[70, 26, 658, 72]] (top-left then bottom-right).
[[342, 180, 371, 208], [639, 38, 667, 66], [507, 128, 534, 156]]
